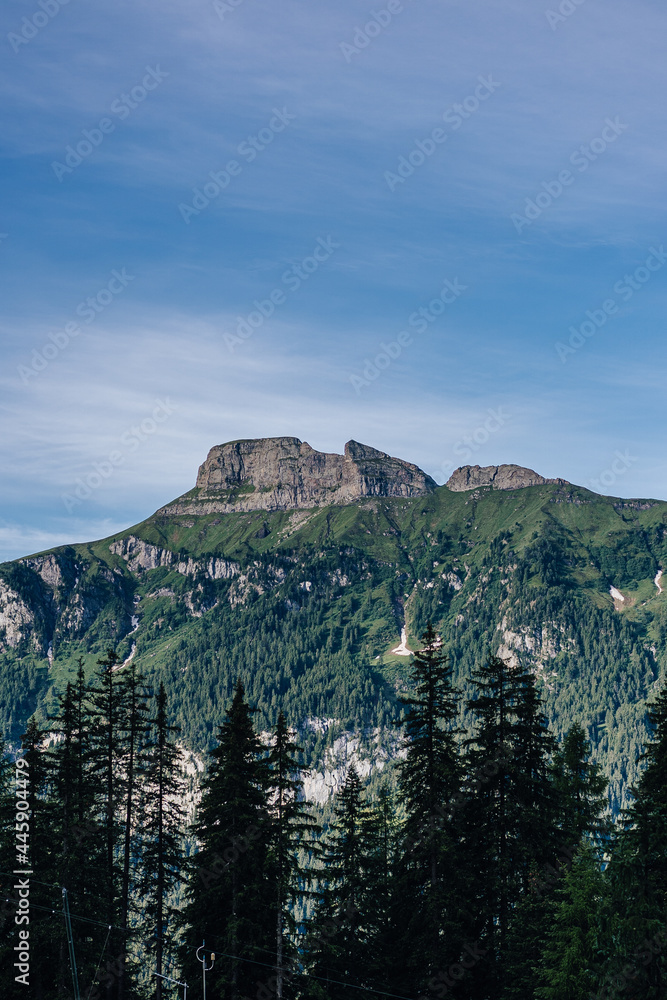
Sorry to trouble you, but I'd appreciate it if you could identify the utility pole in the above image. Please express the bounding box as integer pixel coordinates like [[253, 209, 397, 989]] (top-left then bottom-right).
[[196, 941, 215, 1000], [62, 887, 81, 1000]]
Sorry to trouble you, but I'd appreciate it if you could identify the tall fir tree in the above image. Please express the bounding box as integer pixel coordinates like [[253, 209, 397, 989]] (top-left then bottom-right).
[[307, 765, 375, 1000], [603, 683, 667, 998], [138, 682, 186, 1000], [462, 653, 558, 998], [47, 664, 108, 995], [503, 722, 608, 1000], [266, 711, 319, 1000], [393, 624, 463, 996], [87, 648, 126, 943], [535, 843, 604, 1000], [117, 661, 151, 1000], [358, 782, 398, 993], [181, 679, 273, 1000], [552, 723, 608, 850]]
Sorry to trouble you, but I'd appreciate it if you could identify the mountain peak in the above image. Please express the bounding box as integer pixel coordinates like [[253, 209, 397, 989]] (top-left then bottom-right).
[[446, 463, 569, 492], [159, 437, 437, 516]]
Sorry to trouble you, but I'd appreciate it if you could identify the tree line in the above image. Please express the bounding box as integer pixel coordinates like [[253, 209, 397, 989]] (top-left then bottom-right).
[[1, 626, 667, 999]]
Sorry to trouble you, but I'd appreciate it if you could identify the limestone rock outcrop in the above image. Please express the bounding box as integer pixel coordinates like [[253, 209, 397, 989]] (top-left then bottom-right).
[[446, 464, 568, 492], [159, 437, 437, 515]]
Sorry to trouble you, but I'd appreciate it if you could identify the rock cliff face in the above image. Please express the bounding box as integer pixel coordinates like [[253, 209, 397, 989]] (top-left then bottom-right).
[[159, 437, 437, 515], [446, 464, 569, 492]]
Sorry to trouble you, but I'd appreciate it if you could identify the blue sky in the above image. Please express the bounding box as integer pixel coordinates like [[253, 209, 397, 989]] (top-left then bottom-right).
[[1, 0, 667, 561]]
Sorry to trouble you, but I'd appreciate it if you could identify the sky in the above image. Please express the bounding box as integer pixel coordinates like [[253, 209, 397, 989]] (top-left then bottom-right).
[[1, 0, 667, 562]]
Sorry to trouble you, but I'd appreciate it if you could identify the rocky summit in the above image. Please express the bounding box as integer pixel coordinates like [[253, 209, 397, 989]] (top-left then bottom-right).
[[445, 463, 569, 492], [158, 437, 437, 515]]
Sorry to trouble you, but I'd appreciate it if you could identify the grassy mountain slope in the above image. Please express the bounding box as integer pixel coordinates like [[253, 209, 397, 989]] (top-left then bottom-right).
[[2, 479, 667, 809]]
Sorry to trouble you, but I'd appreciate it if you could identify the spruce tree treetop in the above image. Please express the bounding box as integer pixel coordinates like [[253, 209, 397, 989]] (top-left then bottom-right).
[[181, 678, 273, 1000], [397, 623, 460, 822]]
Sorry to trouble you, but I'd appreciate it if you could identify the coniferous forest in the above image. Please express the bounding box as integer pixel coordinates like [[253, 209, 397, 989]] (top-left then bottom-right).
[[2, 627, 667, 1000]]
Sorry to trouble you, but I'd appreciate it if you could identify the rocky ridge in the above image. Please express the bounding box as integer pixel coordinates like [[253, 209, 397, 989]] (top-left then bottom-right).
[[158, 437, 437, 516], [446, 463, 569, 492]]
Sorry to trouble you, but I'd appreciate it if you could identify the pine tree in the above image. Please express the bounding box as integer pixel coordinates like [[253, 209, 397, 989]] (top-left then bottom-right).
[[266, 711, 319, 1000], [88, 648, 126, 940], [181, 679, 273, 1000], [503, 721, 607, 1000], [603, 683, 667, 998], [393, 623, 463, 994], [138, 682, 186, 1000], [308, 765, 372, 999], [117, 662, 151, 1000], [47, 665, 108, 994], [511, 666, 558, 872], [462, 653, 558, 998], [535, 844, 604, 1000], [552, 723, 608, 850], [358, 782, 398, 992]]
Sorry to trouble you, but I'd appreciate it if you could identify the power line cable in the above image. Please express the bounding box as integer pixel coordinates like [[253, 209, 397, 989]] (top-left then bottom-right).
[[86, 925, 112, 1000], [1, 896, 127, 932], [191, 946, 416, 1000]]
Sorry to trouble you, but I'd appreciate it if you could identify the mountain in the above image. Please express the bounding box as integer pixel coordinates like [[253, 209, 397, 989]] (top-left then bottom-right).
[[1, 436, 666, 810], [445, 463, 569, 491]]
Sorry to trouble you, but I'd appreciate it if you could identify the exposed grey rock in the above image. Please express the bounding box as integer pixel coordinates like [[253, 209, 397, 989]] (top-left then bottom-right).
[[22, 554, 64, 589], [0, 580, 35, 651], [446, 464, 569, 492], [159, 437, 436, 515], [110, 536, 239, 580]]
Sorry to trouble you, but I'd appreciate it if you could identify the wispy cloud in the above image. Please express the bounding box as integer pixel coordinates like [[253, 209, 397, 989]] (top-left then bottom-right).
[[2, 0, 667, 559]]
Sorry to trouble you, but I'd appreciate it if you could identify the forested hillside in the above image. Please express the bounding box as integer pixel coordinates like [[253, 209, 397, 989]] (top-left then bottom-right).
[[3, 633, 666, 999], [2, 469, 667, 808]]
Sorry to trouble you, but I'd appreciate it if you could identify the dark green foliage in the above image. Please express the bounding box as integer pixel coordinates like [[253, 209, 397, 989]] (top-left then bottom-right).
[[138, 682, 186, 1000], [602, 682, 667, 998], [87, 648, 127, 933], [462, 654, 558, 997], [393, 624, 464, 994], [180, 680, 273, 1000], [307, 765, 380, 1000], [535, 844, 605, 1000], [552, 722, 608, 848], [47, 663, 110, 993], [266, 711, 320, 1000]]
